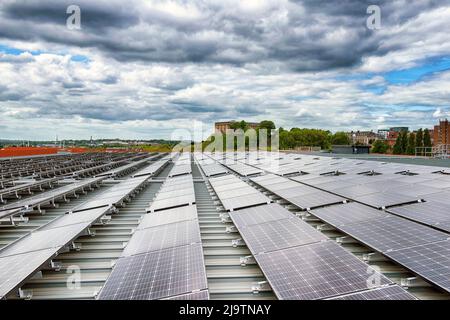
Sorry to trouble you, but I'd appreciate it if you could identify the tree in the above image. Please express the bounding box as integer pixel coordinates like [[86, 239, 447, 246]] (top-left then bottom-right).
[[230, 120, 248, 131], [371, 140, 389, 154], [423, 128, 432, 148], [415, 128, 423, 155], [400, 130, 408, 153], [406, 132, 416, 155], [258, 120, 276, 131], [393, 134, 403, 154], [331, 132, 351, 145]]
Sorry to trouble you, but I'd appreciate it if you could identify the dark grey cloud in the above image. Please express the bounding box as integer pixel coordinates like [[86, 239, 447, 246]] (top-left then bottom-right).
[[1, 0, 447, 72]]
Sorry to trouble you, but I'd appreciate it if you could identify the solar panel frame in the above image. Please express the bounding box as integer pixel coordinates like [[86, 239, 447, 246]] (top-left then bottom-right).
[[354, 192, 420, 209], [219, 193, 271, 211]]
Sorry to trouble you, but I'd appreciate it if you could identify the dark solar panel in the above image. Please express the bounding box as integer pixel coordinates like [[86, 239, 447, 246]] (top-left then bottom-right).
[[385, 240, 450, 293], [354, 192, 420, 209], [310, 202, 388, 226], [255, 241, 392, 300], [338, 215, 449, 253], [162, 290, 210, 300], [0, 248, 57, 298], [288, 192, 345, 210], [327, 285, 417, 300], [122, 220, 201, 257], [238, 218, 328, 254], [388, 201, 450, 232], [229, 203, 293, 227], [97, 244, 207, 300]]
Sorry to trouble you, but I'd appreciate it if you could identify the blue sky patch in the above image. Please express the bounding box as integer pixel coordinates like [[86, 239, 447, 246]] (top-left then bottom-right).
[[0, 44, 89, 63]]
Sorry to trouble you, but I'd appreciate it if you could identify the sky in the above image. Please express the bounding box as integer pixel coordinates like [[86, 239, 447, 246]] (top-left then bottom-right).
[[1, 0, 450, 140]]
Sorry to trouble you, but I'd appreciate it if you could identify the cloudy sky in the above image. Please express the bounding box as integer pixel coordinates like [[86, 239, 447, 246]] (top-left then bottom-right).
[[1, 0, 450, 140]]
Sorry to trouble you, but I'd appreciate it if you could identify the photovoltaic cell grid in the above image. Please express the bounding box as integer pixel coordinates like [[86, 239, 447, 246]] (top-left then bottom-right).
[[122, 220, 201, 257], [236, 218, 328, 254], [0, 223, 89, 258], [228, 203, 292, 227], [388, 201, 450, 232], [97, 244, 208, 300], [338, 216, 449, 253], [309, 202, 388, 227], [255, 241, 392, 300], [0, 248, 57, 298], [354, 192, 420, 209], [327, 285, 417, 300], [385, 240, 450, 293], [139, 205, 198, 229]]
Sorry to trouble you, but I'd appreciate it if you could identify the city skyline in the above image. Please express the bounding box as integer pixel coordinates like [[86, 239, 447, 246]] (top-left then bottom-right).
[[1, 0, 450, 140]]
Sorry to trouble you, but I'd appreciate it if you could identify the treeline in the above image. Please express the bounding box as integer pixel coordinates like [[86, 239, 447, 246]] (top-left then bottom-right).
[[202, 120, 350, 151], [392, 128, 432, 155]]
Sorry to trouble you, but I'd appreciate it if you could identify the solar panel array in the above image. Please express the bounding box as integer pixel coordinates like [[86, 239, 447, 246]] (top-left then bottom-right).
[[220, 187, 410, 299], [98, 175, 208, 300], [0, 165, 157, 298], [202, 151, 450, 299]]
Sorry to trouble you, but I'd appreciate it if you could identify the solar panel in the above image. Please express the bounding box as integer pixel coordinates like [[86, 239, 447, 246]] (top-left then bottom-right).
[[149, 194, 196, 212], [97, 244, 208, 300], [141, 205, 198, 229], [354, 192, 420, 209], [162, 290, 210, 300], [384, 240, 450, 293], [334, 185, 381, 198], [422, 191, 450, 206], [217, 187, 262, 199], [338, 215, 449, 253], [41, 207, 110, 230], [0, 223, 89, 258], [327, 285, 417, 300], [122, 220, 201, 257], [388, 201, 450, 232], [255, 241, 392, 300], [220, 193, 271, 211], [229, 203, 293, 227], [309, 202, 388, 226], [237, 218, 328, 254], [288, 192, 345, 210], [0, 248, 58, 298]]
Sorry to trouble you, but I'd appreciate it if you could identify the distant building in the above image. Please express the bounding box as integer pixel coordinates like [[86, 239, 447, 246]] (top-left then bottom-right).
[[386, 131, 400, 147], [434, 119, 450, 145], [214, 121, 260, 133], [347, 131, 380, 145]]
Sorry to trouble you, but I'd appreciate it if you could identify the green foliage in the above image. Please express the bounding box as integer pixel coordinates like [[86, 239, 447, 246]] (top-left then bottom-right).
[[423, 128, 432, 148], [371, 140, 389, 154], [331, 132, 350, 145], [393, 134, 403, 154], [258, 120, 276, 131], [406, 132, 416, 155], [400, 130, 408, 153], [229, 120, 249, 131]]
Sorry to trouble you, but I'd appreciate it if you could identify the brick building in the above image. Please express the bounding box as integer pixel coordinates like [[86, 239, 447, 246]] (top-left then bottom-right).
[[434, 119, 450, 145], [214, 121, 260, 133]]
